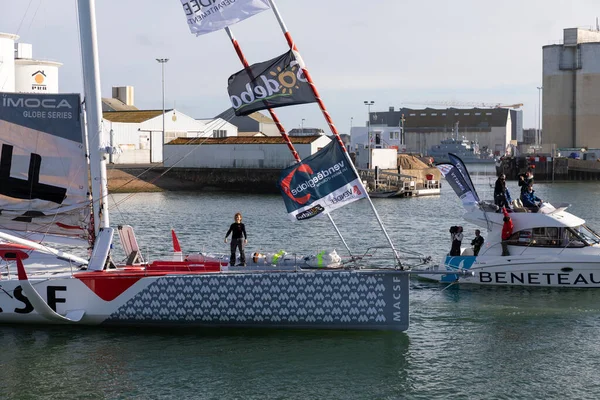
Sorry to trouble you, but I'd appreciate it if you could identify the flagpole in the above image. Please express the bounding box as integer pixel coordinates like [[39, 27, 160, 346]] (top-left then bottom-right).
[[225, 27, 300, 163], [224, 26, 355, 261], [266, 0, 403, 268]]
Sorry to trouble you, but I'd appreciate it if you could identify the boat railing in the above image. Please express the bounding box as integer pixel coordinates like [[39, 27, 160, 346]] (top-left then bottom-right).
[[353, 245, 432, 270]]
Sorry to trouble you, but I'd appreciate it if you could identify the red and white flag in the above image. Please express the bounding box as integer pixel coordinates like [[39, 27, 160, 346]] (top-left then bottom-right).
[[180, 0, 271, 36]]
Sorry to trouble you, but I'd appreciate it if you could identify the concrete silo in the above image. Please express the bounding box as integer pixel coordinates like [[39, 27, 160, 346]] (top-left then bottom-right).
[[543, 28, 600, 148], [15, 43, 62, 93], [0, 33, 18, 92]]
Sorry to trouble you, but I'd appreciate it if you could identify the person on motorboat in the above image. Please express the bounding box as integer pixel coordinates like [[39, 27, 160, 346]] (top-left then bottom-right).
[[518, 168, 534, 195], [471, 229, 484, 256], [501, 207, 513, 256], [449, 226, 463, 256], [520, 183, 543, 213], [494, 174, 512, 211]]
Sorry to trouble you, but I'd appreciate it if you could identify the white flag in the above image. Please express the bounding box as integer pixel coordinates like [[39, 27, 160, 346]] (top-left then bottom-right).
[[180, 0, 271, 36]]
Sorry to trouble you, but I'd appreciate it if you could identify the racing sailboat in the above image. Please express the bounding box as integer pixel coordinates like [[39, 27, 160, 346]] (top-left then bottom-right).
[[0, 0, 421, 330]]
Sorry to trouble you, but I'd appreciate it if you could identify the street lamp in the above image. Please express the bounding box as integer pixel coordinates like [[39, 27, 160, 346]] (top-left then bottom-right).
[[364, 100, 374, 169], [301, 118, 305, 136], [400, 113, 405, 146], [156, 58, 169, 150], [537, 86, 543, 147]]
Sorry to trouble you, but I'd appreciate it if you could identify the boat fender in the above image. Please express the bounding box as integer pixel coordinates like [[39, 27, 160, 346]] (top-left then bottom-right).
[[270, 250, 286, 265], [316, 250, 325, 267]]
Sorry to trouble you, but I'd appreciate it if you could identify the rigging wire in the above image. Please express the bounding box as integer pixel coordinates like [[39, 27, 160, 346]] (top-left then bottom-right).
[[14, 0, 34, 35]]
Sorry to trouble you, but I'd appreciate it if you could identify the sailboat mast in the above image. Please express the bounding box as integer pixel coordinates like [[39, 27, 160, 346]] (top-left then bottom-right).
[[266, 0, 403, 267], [77, 0, 110, 235]]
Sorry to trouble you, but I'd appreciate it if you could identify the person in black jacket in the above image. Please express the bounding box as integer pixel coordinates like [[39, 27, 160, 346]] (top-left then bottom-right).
[[494, 174, 512, 210], [518, 169, 534, 195], [449, 226, 463, 256], [225, 212, 247, 266], [471, 229, 484, 256]]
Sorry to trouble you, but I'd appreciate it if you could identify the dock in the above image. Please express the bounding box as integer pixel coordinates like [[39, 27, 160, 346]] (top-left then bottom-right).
[[496, 156, 600, 181], [359, 169, 441, 198]]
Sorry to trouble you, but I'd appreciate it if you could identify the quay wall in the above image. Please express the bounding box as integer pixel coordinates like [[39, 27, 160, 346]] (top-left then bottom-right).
[[106, 166, 283, 193], [495, 157, 600, 181]]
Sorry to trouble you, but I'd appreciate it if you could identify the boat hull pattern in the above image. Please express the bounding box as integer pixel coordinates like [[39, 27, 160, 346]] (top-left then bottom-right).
[[0, 269, 410, 331]]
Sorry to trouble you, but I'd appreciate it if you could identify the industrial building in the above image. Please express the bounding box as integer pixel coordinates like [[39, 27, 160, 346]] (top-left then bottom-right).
[[215, 108, 280, 137], [164, 135, 331, 169], [102, 109, 237, 164], [351, 106, 522, 157], [543, 27, 600, 149]]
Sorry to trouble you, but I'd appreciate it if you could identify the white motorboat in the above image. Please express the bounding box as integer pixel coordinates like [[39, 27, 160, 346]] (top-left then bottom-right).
[[417, 154, 600, 288]]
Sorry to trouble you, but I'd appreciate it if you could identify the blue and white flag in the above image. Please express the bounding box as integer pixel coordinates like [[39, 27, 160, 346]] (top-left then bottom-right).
[[277, 141, 366, 221]]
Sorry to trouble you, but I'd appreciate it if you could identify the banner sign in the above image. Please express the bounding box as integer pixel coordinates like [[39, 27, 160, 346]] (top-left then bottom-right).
[[180, 0, 271, 36], [436, 156, 480, 208], [0, 92, 89, 238], [227, 50, 315, 116], [277, 141, 366, 221], [448, 153, 479, 202]]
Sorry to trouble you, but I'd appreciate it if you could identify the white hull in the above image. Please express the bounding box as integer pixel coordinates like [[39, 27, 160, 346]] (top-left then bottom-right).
[[418, 254, 600, 288]]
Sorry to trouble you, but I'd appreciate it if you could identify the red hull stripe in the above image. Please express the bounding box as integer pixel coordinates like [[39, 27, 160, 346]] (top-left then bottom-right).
[[73, 261, 222, 301]]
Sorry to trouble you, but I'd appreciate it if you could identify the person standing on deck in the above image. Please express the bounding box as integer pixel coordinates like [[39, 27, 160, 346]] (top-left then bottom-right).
[[501, 207, 513, 256], [494, 174, 512, 211], [518, 168, 534, 195], [225, 212, 247, 266], [450, 226, 463, 256], [471, 229, 484, 256]]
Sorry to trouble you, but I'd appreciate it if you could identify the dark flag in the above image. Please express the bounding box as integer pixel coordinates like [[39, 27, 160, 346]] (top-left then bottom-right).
[[437, 159, 480, 209], [448, 153, 479, 201], [277, 141, 366, 221], [227, 50, 316, 116]]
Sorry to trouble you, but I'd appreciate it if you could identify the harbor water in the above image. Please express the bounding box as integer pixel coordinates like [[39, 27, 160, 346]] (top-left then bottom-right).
[[2, 173, 600, 399]]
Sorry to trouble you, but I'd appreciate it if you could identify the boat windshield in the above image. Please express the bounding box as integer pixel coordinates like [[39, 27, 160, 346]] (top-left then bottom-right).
[[567, 225, 600, 246]]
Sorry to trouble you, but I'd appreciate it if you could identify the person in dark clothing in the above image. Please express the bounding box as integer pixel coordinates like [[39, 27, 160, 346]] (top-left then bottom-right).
[[449, 226, 463, 256], [471, 229, 484, 256], [225, 212, 247, 266], [518, 169, 534, 195], [521, 183, 543, 212], [494, 174, 512, 210]]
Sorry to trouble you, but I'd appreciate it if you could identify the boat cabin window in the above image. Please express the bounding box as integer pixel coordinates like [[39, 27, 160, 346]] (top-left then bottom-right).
[[568, 225, 600, 246], [507, 227, 588, 248]]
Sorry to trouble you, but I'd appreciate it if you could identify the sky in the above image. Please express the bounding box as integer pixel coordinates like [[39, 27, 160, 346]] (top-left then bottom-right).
[[1, 0, 599, 134]]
